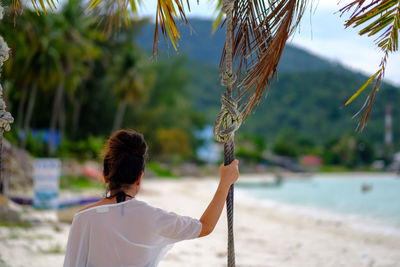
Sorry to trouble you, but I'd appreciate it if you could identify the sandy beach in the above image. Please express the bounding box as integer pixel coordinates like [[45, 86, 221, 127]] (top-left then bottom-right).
[[1, 176, 400, 267]]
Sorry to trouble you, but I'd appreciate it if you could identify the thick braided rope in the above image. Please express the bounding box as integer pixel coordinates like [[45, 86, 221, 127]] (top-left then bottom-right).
[[213, 1, 240, 266]]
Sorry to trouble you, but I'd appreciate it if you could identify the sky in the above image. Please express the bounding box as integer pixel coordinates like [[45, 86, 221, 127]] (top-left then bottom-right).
[[138, 0, 400, 86]]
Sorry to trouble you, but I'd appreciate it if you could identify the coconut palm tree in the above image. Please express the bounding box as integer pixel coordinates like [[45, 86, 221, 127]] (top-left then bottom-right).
[[46, 0, 102, 154], [1, 9, 63, 148], [108, 42, 152, 133]]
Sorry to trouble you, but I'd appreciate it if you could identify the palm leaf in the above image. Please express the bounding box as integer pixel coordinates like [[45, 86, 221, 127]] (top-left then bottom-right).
[[153, 0, 191, 55], [220, 0, 309, 118], [86, 0, 139, 34], [12, 0, 57, 15], [85, 0, 190, 55], [340, 0, 400, 130]]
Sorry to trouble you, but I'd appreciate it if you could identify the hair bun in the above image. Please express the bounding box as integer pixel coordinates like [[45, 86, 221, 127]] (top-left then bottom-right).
[[116, 131, 147, 157]]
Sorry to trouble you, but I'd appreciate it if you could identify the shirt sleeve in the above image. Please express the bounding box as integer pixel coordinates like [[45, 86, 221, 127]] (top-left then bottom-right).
[[153, 208, 202, 244]]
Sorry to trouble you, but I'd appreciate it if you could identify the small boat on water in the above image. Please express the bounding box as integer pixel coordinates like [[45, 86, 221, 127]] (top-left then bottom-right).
[[361, 183, 373, 193]]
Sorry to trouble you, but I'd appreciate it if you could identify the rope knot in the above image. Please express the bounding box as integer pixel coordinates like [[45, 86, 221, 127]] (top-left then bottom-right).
[[221, 0, 234, 14], [213, 92, 242, 143], [221, 71, 237, 87]]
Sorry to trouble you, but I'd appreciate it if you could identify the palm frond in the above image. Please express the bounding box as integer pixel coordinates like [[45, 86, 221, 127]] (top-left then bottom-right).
[[85, 0, 191, 55], [12, 0, 57, 15], [153, 0, 191, 55], [212, 0, 223, 34], [86, 0, 140, 34], [340, 0, 400, 131], [220, 0, 309, 118]]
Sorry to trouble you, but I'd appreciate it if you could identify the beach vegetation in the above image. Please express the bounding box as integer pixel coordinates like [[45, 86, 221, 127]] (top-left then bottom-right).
[[0, 258, 10, 267], [0, 221, 31, 229], [236, 133, 267, 163], [39, 243, 64, 254], [60, 175, 105, 191], [147, 162, 180, 179], [1, 3, 205, 163], [323, 135, 375, 168]]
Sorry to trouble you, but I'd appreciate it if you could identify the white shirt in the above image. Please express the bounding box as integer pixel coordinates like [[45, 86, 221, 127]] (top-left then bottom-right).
[[63, 198, 202, 267]]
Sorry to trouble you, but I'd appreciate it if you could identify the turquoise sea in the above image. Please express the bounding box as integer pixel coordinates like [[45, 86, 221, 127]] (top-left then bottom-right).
[[236, 174, 400, 227]]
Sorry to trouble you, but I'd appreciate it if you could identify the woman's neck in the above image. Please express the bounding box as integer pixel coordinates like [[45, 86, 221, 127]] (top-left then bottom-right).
[[109, 185, 139, 199]]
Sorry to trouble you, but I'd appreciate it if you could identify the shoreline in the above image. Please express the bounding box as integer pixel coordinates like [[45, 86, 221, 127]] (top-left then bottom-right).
[[235, 171, 399, 179], [1, 176, 399, 266]]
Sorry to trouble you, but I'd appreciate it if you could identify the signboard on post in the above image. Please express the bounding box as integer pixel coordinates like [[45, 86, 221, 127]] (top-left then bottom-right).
[[33, 158, 61, 209]]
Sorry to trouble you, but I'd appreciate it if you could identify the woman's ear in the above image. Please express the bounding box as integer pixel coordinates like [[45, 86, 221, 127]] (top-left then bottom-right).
[[103, 171, 109, 184], [136, 171, 144, 186]]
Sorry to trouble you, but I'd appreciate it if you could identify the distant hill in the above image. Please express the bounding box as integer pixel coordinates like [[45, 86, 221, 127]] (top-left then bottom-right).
[[137, 19, 400, 148], [137, 19, 347, 74]]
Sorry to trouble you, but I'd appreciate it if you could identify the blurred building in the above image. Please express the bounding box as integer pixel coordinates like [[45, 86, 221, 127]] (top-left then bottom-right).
[[196, 125, 222, 164]]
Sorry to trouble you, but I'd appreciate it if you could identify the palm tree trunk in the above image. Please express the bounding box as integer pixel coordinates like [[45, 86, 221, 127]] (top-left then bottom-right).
[[71, 95, 82, 138], [58, 94, 66, 142], [112, 99, 128, 134], [22, 82, 38, 148], [16, 85, 27, 129], [48, 83, 64, 155]]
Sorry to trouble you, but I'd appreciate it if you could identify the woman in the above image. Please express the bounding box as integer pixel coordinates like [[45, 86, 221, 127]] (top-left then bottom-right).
[[64, 129, 239, 267]]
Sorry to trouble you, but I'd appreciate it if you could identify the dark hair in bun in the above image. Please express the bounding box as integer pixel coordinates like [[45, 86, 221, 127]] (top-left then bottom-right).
[[103, 129, 147, 196]]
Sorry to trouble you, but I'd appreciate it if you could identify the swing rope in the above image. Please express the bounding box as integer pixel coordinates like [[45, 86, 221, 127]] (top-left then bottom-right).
[[213, 1, 241, 266]]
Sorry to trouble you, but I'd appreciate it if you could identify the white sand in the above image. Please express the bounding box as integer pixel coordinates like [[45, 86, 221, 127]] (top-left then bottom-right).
[[1, 176, 400, 267]]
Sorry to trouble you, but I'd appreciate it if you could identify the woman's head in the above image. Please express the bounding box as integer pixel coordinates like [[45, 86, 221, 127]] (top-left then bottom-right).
[[103, 129, 147, 195]]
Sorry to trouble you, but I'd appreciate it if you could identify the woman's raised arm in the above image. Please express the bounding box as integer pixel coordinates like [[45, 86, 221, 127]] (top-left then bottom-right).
[[198, 160, 239, 237]]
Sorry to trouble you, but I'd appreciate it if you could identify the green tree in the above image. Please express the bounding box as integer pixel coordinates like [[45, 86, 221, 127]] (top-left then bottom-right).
[[106, 25, 153, 132], [2, 10, 63, 148], [323, 135, 376, 167], [236, 133, 267, 163], [128, 57, 204, 158]]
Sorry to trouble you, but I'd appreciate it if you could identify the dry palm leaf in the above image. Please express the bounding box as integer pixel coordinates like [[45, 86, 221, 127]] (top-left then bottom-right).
[[220, 0, 309, 119]]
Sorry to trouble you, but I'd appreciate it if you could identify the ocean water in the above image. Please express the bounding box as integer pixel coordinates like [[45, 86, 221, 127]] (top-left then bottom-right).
[[236, 174, 400, 227]]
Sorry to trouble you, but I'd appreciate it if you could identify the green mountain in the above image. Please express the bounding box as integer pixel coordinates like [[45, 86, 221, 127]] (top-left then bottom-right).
[[138, 19, 347, 74], [137, 19, 400, 148]]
